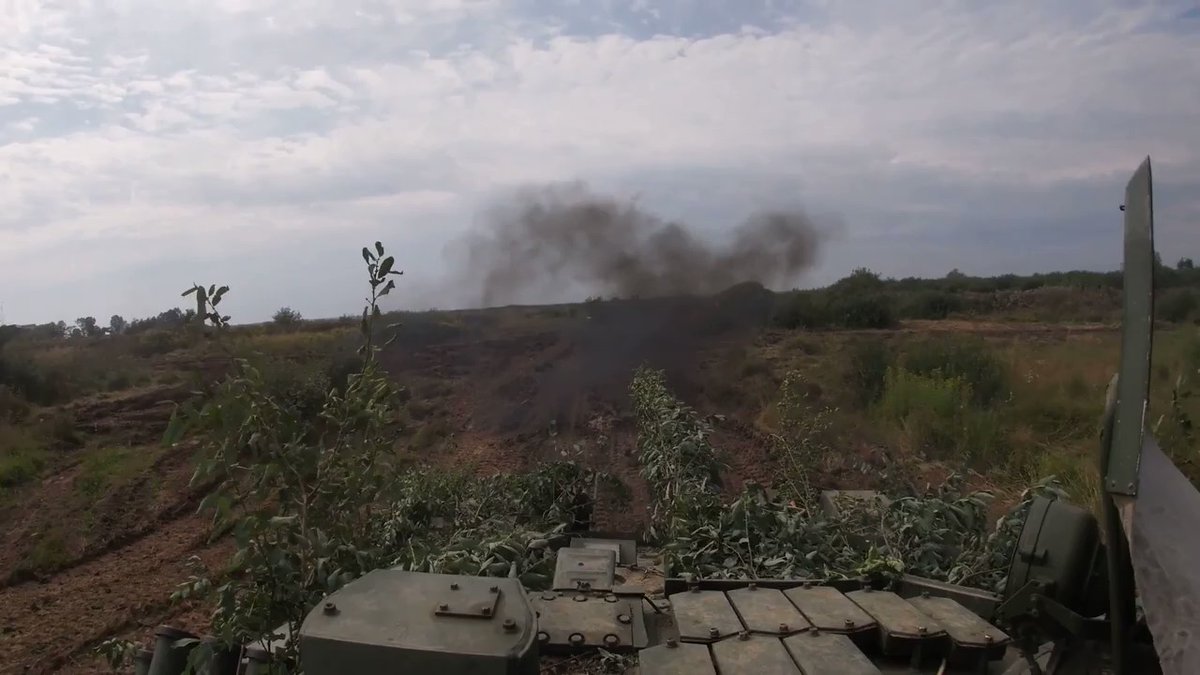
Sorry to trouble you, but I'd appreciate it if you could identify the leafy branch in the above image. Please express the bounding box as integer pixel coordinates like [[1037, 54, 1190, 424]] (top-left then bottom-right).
[[182, 283, 231, 329], [163, 242, 405, 670], [631, 366, 1042, 591]]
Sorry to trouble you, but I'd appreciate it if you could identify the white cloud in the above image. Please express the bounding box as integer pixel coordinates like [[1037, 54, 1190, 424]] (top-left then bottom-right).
[[0, 0, 1198, 323]]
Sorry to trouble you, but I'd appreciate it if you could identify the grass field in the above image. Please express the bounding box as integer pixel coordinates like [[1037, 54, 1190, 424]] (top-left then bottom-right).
[[1, 272, 1199, 672]]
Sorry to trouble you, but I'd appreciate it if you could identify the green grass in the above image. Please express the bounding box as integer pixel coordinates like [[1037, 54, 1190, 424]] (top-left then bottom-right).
[[22, 528, 71, 573], [873, 366, 1007, 467], [76, 445, 162, 498], [0, 424, 48, 491]]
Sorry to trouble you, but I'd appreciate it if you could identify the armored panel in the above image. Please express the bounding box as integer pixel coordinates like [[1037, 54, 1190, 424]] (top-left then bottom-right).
[[570, 537, 637, 565], [298, 569, 537, 675], [783, 585, 876, 634], [638, 641, 716, 675], [531, 592, 643, 652], [1110, 155, 1154, 496], [1130, 436, 1200, 675], [894, 574, 999, 618], [669, 590, 742, 642], [846, 589, 946, 655], [907, 595, 1009, 664], [553, 548, 616, 592], [712, 634, 800, 673], [726, 586, 811, 635], [783, 631, 880, 675]]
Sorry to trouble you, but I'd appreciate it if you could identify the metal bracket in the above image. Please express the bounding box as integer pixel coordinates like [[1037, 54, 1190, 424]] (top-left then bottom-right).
[[433, 583, 501, 619]]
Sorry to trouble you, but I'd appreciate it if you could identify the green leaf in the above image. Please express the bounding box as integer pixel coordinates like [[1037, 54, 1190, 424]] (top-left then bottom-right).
[[362, 247, 372, 263], [182, 286, 198, 297], [379, 256, 394, 276], [375, 241, 384, 256], [163, 407, 188, 446], [379, 280, 396, 297]]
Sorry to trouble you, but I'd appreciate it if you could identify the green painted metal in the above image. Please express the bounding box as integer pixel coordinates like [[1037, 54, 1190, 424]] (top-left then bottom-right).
[[147, 626, 199, 675], [782, 632, 881, 675], [1002, 496, 1103, 617], [1108, 156, 1154, 496], [298, 569, 538, 675], [133, 649, 153, 675], [1100, 372, 1137, 675]]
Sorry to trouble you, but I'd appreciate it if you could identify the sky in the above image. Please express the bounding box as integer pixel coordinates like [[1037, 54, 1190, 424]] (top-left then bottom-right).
[[1, 0, 1198, 325]]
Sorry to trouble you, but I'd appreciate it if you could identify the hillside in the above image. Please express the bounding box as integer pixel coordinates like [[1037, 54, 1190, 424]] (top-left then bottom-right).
[[1, 270, 1199, 673]]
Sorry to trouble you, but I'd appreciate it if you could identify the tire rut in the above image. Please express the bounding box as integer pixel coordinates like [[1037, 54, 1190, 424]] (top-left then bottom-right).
[[0, 511, 229, 675]]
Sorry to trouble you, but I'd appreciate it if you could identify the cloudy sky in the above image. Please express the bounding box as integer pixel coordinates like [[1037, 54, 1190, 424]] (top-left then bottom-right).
[[1, 0, 1198, 324]]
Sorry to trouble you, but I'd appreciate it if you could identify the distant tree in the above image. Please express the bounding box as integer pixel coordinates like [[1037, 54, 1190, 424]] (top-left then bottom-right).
[[109, 315, 127, 335], [273, 307, 303, 326], [74, 316, 101, 338], [1178, 258, 1194, 270], [944, 268, 969, 291], [830, 268, 884, 295]]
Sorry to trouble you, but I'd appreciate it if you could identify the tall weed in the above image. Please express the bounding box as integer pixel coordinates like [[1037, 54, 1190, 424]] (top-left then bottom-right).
[[876, 367, 1007, 466], [902, 337, 1008, 405], [845, 339, 894, 407]]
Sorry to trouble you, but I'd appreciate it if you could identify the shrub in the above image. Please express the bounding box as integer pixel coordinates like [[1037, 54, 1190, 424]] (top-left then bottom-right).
[[1157, 289, 1198, 323], [827, 294, 897, 329], [410, 418, 452, 451], [902, 337, 1008, 405], [0, 385, 31, 422], [327, 352, 366, 394], [133, 329, 191, 356], [829, 268, 885, 295], [876, 367, 1007, 465], [845, 339, 894, 407], [0, 352, 67, 405], [38, 410, 82, 449], [105, 372, 133, 392], [0, 424, 47, 489], [772, 292, 830, 329], [902, 291, 963, 320], [273, 307, 303, 326], [257, 358, 332, 421], [774, 291, 897, 330]]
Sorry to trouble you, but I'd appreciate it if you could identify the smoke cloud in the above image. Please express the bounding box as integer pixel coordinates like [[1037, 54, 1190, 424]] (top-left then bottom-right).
[[460, 182, 829, 307]]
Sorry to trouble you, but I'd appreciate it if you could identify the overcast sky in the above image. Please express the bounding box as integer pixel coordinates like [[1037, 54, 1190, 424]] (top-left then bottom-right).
[[1, 0, 1198, 325]]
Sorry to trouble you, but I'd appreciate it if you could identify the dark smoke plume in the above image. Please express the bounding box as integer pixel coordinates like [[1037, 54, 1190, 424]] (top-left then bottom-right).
[[461, 182, 828, 306]]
